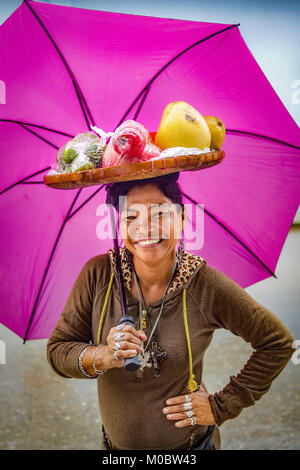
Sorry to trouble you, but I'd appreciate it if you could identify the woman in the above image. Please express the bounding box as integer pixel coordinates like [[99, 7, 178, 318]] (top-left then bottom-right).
[[47, 172, 295, 450]]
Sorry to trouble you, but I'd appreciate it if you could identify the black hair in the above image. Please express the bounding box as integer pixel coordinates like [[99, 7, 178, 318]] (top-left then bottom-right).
[[105, 172, 184, 214]]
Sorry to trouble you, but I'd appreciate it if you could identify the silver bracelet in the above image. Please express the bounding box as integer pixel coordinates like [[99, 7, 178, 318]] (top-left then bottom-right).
[[92, 344, 107, 375], [78, 345, 98, 379]]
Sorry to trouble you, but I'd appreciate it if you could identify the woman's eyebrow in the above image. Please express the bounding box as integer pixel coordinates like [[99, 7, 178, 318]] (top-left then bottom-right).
[[125, 203, 171, 211]]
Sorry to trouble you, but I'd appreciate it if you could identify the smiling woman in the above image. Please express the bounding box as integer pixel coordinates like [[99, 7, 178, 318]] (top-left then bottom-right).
[[107, 173, 185, 304], [46, 172, 295, 451]]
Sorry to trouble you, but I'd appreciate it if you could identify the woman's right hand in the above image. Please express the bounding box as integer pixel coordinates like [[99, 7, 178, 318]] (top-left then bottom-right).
[[103, 324, 147, 369]]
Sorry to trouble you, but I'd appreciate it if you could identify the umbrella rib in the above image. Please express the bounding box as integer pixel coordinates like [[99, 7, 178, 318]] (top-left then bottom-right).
[[182, 191, 277, 279], [0, 118, 74, 138], [23, 0, 94, 130], [227, 128, 300, 151], [67, 185, 105, 221], [0, 119, 92, 195], [0, 122, 62, 195], [116, 23, 240, 126], [0, 167, 51, 196], [23, 188, 83, 343], [18, 123, 59, 150], [21, 182, 44, 184], [133, 84, 152, 122], [76, 85, 95, 128]]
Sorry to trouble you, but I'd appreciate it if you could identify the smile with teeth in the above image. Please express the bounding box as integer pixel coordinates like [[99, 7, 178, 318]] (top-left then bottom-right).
[[135, 238, 163, 246]]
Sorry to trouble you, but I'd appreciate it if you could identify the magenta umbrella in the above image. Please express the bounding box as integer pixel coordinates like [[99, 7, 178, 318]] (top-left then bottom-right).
[[0, 0, 299, 342]]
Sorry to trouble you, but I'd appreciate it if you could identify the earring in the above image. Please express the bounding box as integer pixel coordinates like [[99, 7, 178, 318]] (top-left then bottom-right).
[[176, 232, 184, 266]]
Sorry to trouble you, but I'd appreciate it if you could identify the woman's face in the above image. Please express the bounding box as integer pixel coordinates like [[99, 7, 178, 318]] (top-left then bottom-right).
[[119, 183, 184, 266]]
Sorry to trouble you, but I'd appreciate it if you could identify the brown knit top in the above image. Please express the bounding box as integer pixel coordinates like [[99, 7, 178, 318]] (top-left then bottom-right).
[[47, 250, 295, 450]]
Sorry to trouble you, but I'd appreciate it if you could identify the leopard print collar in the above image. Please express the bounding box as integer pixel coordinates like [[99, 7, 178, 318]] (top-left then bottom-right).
[[107, 247, 206, 295]]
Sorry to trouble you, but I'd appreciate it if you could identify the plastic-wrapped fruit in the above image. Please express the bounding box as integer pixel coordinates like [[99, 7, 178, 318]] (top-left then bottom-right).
[[75, 162, 95, 172], [85, 142, 106, 168], [56, 145, 71, 173], [63, 147, 79, 164], [55, 131, 105, 173], [85, 142, 99, 156], [141, 143, 161, 160], [71, 155, 95, 172], [102, 120, 153, 167]]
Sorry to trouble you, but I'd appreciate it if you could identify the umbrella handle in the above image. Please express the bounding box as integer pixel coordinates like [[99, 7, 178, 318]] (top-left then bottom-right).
[[108, 204, 140, 370], [118, 316, 141, 371], [108, 204, 127, 317]]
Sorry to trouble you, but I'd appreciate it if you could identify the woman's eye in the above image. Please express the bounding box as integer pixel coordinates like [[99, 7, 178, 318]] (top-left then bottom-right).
[[123, 211, 170, 222], [153, 212, 169, 218]]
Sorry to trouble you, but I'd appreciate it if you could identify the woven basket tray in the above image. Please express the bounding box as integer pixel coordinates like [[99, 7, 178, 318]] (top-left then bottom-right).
[[43, 149, 224, 190]]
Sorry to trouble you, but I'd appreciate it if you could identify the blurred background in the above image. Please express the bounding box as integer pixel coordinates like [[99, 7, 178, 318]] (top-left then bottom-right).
[[0, 0, 299, 450]]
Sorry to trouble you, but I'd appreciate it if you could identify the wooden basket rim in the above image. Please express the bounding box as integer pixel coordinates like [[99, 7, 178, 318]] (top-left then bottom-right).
[[43, 149, 225, 190]]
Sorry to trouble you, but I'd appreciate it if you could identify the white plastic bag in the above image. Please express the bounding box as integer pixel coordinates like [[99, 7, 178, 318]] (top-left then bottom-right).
[[150, 146, 211, 160]]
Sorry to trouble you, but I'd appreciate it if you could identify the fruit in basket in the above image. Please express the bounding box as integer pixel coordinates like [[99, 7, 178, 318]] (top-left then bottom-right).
[[75, 162, 95, 171], [102, 120, 155, 167], [203, 116, 225, 150], [85, 142, 106, 168], [56, 131, 106, 173], [85, 142, 100, 157], [63, 147, 78, 164], [154, 101, 211, 150], [148, 132, 155, 143], [71, 156, 95, 172], [141, 142, 161, 160]]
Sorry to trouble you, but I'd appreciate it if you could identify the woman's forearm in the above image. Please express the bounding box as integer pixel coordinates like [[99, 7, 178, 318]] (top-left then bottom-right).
[[208, 343, 295, 426], [81, 345, 112, 376], [199, 264, 296, 426], [46, 258, 98, 379]]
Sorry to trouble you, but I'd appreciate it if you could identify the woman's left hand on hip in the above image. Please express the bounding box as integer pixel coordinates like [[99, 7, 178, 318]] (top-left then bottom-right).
[[162, 385, 216, 427]]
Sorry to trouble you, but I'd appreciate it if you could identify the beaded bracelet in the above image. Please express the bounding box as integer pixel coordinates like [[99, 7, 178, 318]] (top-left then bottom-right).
[[78, 345, 98, 379], [92, 344, 107, 375]]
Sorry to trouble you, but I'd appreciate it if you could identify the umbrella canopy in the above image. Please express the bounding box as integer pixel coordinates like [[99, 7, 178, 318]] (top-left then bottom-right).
[[0, 0, 299, 341]]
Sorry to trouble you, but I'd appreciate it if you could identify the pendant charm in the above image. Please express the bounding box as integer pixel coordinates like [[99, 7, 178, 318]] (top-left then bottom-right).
[[136, 350, 152, 381], [141, 309, 147, 329], [149, 340, 167, 377]]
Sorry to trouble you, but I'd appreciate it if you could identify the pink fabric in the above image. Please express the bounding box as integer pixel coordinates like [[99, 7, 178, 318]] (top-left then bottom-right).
[[0, 1, 299, 340]]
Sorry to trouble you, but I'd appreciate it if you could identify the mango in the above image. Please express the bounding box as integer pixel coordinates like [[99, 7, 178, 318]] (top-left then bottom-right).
[[154, 101, 211, 150], [203, 116, 225, 150]]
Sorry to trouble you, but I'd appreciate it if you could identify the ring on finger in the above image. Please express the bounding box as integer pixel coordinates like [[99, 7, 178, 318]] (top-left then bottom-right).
[[116, 323, 126, 330], [183, 402, 193, 411], [113, 342, 122, 351], [114, 332, 124, 342], [190, 417, 196, 426], [185, 395, 192, 403], [113, 351, 120, 360], [186, 410, 194, 418]]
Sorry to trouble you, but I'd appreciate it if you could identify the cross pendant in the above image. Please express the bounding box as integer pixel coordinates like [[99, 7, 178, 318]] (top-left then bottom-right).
[[149, 341, 167, 378], [136, 350, 152, 381]]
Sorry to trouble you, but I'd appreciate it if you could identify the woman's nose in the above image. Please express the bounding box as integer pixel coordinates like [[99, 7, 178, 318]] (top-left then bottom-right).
[[136, 222, 153, 236], [136, 219, 160, 236]]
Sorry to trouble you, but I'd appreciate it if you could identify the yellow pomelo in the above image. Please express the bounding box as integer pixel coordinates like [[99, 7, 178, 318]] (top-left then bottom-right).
[[154, 101, 211, 150], [203, 116, 225, 150]]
